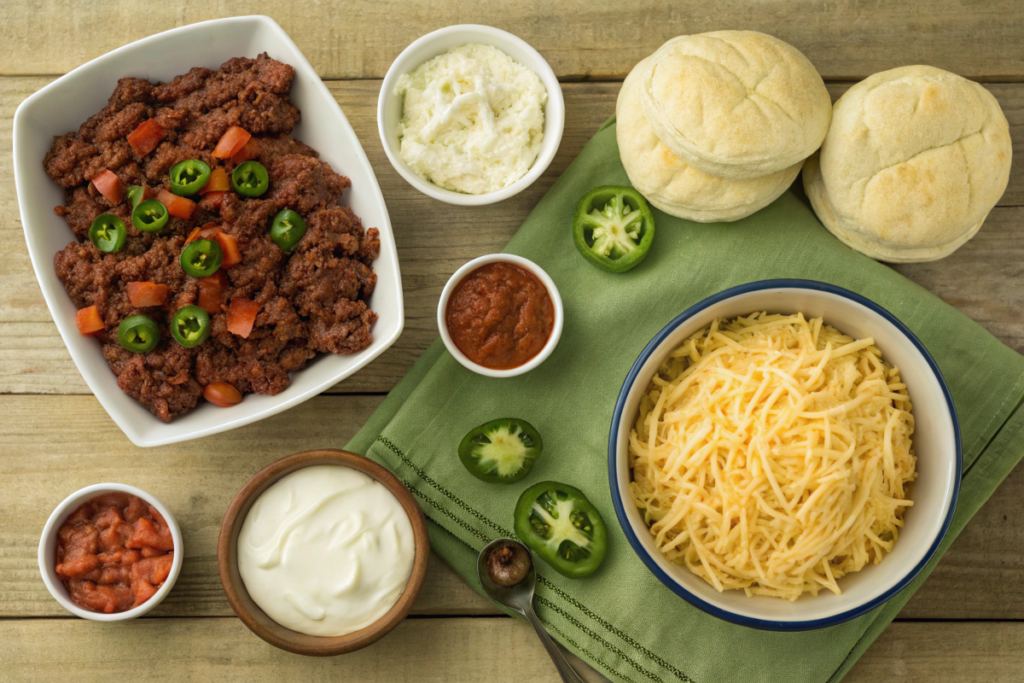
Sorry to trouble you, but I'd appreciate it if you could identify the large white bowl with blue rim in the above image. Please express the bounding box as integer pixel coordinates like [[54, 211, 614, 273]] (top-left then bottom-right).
[[608, 280, 961, 630]]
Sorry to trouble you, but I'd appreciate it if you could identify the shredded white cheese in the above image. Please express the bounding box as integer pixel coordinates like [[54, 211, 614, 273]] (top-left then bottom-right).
[[629, 313, 916, 600], [395, 43, 547, 195]]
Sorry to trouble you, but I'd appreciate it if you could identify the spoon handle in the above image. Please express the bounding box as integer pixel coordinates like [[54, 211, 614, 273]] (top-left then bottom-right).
[[523, 603, 587, 683]]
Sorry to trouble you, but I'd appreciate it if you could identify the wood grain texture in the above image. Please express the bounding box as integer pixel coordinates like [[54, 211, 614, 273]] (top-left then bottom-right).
[[2, 1, 1024, 81], [2, 80, 1023, 395], [1, 394, 1021, 621], [0, 617, 572, 682], [0, 394, 494, 619], [0, 617, 1020, 682], [901, 450, 1024, 620], [4, 7, 1024, 677], [845, 622, 1024, 682]]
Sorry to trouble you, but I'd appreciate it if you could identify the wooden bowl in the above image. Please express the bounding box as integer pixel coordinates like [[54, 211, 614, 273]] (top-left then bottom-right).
[[218, 449, 430, 656]]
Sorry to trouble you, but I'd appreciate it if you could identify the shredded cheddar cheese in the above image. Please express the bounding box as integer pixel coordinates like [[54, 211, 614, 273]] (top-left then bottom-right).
[[628, 313, 916, 600]]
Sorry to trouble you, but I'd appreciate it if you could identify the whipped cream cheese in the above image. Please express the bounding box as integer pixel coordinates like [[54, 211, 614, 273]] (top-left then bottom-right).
[[396, 43, 547, 194], [237, 465, 415, 637]]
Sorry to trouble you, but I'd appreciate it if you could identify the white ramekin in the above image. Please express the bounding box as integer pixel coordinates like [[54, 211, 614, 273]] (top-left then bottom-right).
[[377, 24, 565, 206], [38, 483, 184, 621], [438, 254, 563, 378]]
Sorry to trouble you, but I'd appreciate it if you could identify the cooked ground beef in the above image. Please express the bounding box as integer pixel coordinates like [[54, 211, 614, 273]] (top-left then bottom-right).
[[46, 54, 380, 423]]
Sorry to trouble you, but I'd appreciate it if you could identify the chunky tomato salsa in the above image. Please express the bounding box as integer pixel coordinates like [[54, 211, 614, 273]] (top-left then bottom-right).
[[55, 492, 175, 614], [445, 262, 554, 369]]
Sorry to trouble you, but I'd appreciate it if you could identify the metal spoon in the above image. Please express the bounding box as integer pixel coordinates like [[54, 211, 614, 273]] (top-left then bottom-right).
[[477, 539, 587, 683]]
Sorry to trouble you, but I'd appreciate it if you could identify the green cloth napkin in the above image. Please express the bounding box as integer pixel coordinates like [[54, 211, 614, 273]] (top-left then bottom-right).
[[346, 118, 1024, 683]]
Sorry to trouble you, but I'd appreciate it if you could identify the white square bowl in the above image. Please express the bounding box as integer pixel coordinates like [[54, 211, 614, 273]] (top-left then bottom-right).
[[13, 16, 403, 447]]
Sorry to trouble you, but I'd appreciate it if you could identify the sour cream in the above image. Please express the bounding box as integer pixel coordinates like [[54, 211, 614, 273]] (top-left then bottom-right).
[[237, 465, 415, 637], [396, 43, 547, 195]]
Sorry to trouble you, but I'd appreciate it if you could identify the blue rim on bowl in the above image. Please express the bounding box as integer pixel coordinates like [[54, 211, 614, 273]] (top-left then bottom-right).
[[607, 279, 962, 631]]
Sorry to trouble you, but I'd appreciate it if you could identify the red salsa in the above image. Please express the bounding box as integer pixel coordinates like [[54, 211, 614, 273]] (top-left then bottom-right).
[[445, 262, 554, 370], [55, 492, 175, 614]]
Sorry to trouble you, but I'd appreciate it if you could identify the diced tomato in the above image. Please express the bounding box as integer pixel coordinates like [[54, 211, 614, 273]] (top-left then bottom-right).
[[230, 137, 260, 165], [131, 579, 158, 608], [199, 167, 230, 194], [126, 281, 169, 308], [56, 551, 99, 580], [185, 224, 221, 245], [198, 191, 227, 211], [212, 126, 251, 159], [197, 271, 229, 314], [76, 305, 105, 335], [91, 170, 124, 205], [214, 232, 242, 267], [126, 119, 166, 157], [227, 298, 259, 338], [203, 382, 243, 407], [124, 496, 147, 523], [126, 517, 174, 551], [73, 582, 126, 614], [131, 553, 174, 586], [156, 189, 195, 220]]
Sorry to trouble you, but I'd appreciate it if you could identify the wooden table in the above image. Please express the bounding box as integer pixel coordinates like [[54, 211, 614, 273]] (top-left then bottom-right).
[[2, 2, 1022, 680]]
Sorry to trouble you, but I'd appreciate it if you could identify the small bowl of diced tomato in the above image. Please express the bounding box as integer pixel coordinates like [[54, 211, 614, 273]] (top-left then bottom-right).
[[38, 483, 183, 621]]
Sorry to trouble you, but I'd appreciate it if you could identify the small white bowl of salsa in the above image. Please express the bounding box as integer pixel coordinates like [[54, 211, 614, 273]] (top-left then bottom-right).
[[437, 254, 563, 378], [38, 483, 183, 621]]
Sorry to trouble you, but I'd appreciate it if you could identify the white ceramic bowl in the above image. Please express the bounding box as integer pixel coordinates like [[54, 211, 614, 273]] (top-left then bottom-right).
[[38, 483, 184, 621], [609, 280, 961, 630], [13, 16, 403, 447], [437, 254, 563, 378], [377, 24, 565, 206]]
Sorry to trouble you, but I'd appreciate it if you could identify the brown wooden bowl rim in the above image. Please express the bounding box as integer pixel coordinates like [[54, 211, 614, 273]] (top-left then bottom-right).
[[217, 449, 430, 656]]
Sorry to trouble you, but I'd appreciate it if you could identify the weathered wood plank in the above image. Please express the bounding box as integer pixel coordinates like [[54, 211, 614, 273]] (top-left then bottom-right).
[[5, 79, 1021, 237], [900, 451, 1024, 619], [0, 617, 578, 683], [0, 394, 495, 618], [2, 1, 1023, 81], [1, 394, 1021, 621], [5, 204, 1023, 394], [0, 77, 37, 235], [3, 5, 1022, 677], [0, 77, 614, 394], [847, 622, 1024, 682], [2, 79, 1023, 395], [0, 617, 1020, 682]]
